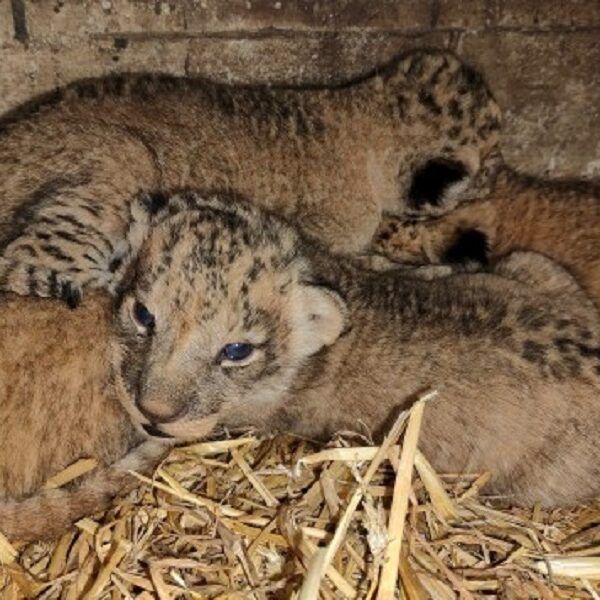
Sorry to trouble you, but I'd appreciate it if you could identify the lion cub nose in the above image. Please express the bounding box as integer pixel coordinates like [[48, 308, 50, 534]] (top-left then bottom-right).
[[136, 394, 188, 424]]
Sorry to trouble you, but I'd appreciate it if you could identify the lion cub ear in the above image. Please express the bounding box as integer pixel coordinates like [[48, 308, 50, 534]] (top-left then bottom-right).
[[290, 283, 348, 358]]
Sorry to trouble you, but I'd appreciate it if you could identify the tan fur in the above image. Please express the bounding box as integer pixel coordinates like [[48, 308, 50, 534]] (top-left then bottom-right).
[[0, 50, 500, 302], [0, 438, 169, 543], [0, 294, 173, 541], [4, 188, 599, 542], [371, 168, 600, 303], [104, 191, 600, 507]]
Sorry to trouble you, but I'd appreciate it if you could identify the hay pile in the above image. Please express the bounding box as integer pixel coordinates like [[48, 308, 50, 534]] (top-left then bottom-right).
[[1, 399, 599, 599]]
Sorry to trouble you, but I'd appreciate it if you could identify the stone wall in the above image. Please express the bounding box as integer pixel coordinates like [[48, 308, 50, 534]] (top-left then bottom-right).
[[1, 0, 599, 177]]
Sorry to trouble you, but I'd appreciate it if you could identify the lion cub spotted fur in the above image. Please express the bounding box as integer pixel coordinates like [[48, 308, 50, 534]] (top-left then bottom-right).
[[0, 49, 500, 305], [372, 168, 600, 303], [3, 190, 600, 542], [111, 192, 600, 507]]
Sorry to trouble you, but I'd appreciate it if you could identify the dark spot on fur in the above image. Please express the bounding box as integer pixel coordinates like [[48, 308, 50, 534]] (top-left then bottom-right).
[[55, 214, 87, 231], [448, 125, 462, 139], [76, 82, 100, 100], [554, 337, 575, 353], [494, 325, 513, 338], [48, 269, 59, 297], [54, 230, 83, 244], [418, 89, 442, 115], [141, 191, 168, 215], [82, 253, 99, 265], [107, 75, 126, 96], [442, 229, 488, 267], [109, 256, 122, 273], [576, 344, 600, 359], [447, 98, 463, 120], [78, 203, 102, 218], [408, 158, 468, 210], [13, 243, 36, 257], [40, 244, 74, 263], [522, 340, 547, 364], [60, 281, 82, 309], [459, 64, 483, 90]]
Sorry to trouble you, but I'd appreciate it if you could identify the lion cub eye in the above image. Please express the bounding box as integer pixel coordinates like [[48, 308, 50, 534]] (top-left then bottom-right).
[[133, 301, 156, 331], [220, 342, 255, 363]]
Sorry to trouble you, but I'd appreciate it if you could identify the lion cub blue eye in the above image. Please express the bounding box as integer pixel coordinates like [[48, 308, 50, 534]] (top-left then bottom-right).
[[133, 301, 155, 330], [221, 343, 254, 362]]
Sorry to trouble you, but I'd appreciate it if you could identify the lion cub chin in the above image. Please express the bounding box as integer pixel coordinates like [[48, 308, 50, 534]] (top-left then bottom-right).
[[111, 190, 600, 507]]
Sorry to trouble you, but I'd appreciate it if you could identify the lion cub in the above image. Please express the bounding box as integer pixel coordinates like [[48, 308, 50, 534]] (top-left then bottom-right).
[[3, 190, 599, 542], [0, 49, 500, 305], [88, 191, 600, 506], [0, 294, 175, 542], [371, 168, 600, 303]]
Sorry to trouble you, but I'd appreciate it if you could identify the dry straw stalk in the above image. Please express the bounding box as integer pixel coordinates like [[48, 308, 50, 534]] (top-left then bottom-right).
[[1, 390, 599, 599]]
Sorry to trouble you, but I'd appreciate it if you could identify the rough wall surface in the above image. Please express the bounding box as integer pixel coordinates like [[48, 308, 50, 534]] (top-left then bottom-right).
[[1, 0, 599, 178]]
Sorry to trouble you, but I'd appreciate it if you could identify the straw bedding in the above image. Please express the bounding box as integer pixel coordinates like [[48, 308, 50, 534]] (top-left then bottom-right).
[[1, 398, 599, 599]]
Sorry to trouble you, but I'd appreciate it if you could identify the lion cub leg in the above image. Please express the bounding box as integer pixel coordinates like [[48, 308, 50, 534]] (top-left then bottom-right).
[[371, 199, 498, 270], [0, 439, 172, 543]]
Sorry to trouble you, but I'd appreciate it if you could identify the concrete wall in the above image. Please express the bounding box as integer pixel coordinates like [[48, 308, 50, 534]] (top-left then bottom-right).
[[1, 0, 599, 178]]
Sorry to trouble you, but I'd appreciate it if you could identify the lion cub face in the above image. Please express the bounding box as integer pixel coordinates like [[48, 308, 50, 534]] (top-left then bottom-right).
[[113, 193, 346, 439]]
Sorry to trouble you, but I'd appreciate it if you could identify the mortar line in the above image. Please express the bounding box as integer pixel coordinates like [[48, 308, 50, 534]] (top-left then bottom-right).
[[88, 24, 600, 43], [9, 0, 28, 45]]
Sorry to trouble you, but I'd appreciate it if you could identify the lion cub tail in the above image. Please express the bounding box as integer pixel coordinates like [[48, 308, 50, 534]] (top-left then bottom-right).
[[0, 440, 170, 544]]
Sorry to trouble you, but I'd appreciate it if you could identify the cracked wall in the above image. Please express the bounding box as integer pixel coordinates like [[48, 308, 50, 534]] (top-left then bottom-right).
[[1, 0, 599, 178]]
